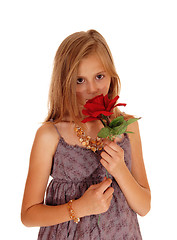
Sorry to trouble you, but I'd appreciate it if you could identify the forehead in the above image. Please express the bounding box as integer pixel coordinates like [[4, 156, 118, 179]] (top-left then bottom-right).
[[77, 53, 105, 75]]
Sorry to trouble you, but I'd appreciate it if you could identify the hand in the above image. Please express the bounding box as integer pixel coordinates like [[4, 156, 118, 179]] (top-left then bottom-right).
[[79, 178, 114, 216], [100, 138, 125, 177]]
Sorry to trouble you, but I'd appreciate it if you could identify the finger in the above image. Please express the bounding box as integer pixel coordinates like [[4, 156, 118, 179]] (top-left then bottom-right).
[[103, 144, 117, 158], [103, 187, 114, 200], [105, 141, 121, 152], [101, 151, 112, 163], [107, 194, 113, 205], [97, 178, 112, 193], [100, 158, 109, 170]]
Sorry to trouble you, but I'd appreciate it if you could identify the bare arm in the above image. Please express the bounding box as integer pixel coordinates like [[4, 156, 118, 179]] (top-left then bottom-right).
[[21, 124, 114, 227], [100, 121, 151, 216], [21, 123, 75, 227], [114, 121, 151, 216]]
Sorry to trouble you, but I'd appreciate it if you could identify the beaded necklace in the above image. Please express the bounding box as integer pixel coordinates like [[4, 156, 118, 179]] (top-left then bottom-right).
[[74, 125, 104, 152]]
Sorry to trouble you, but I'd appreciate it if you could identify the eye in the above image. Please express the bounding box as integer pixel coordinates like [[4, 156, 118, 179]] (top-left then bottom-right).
[[77, 78, 85, 84], [96, 74, 104, 80]]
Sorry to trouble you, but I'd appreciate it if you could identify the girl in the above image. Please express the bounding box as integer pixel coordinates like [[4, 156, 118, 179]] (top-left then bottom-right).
[[21, 29, 151, 239]]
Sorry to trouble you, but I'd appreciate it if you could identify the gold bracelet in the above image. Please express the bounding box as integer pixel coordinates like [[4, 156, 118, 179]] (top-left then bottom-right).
[[67, 200, 80, 224]]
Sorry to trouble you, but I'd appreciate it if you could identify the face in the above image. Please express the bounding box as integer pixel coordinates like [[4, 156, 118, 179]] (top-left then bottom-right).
[[76, 53, 111, 106]]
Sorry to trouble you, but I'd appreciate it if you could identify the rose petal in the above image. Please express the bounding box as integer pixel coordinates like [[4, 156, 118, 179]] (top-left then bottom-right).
[[106, 95, 119, 111], [117, 103, 127, 107], [82, 109, 91, 116], [103, 94, 110, 107], [81, 116, 100, 123], [92, 111, 113, 117], [86, 94, 104, 105], [84, 103, 105, 112], [82, 94, 127, 124]]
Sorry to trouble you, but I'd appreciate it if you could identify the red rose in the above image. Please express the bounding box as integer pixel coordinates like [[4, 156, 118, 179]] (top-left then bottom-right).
[[82, 94, 126, 123]]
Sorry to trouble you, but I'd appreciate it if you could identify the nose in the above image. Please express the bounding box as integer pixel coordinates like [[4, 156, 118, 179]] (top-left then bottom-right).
[[87, 81, 98, 94]]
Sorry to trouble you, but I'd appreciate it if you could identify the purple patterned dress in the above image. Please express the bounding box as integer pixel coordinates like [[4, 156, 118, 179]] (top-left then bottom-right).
[[37, 122, 142, 240]]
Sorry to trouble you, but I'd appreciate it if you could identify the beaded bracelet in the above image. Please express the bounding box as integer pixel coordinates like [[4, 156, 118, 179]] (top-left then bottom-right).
[[67, 200, 80, 224]]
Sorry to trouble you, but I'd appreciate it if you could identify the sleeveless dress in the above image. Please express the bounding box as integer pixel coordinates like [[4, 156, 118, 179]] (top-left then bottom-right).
[[37, 121, 142, 240]]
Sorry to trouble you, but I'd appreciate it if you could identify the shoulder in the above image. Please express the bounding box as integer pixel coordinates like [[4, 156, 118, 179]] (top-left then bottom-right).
[[126, 119, 143, 168], [34, 122, 60, 156], [127, 119, 141, 143], [36, 122, 58, 140], [127, 118, 140, 133]]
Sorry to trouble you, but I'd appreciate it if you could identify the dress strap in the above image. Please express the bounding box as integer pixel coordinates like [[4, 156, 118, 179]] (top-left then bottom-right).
[[50, 119, 61, 137]]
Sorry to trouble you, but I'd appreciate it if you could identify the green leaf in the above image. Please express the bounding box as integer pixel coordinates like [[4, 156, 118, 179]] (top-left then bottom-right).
[[126, 117, 141, 126], [113, 126, 127, 136], [112, 120, 128, 136], [97, 127, 111, 138], [109, 116, 124, 128], [125, 131, 134, 134]]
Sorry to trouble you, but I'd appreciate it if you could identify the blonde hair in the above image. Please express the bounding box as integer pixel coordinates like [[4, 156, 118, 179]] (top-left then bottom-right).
[[43, 29, 133, 125]]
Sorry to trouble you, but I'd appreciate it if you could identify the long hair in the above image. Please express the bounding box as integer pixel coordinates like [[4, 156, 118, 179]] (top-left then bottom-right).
[[43, 29, 133, 125]]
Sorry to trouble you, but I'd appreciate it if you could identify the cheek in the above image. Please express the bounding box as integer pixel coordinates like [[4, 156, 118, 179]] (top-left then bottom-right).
[[102, 79, 111, 94], [76, 91, 82, 98], [76, 90, 85, 103], [101, 87, 108, 95]]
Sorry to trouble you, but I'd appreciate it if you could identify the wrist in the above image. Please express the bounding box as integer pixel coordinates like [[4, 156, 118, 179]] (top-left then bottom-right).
[[72, 197, 88, 219], [67, 200, 80, 223], [112, 161, 127, 179]]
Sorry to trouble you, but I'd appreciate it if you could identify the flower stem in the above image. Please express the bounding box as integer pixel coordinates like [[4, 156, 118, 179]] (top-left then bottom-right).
[[106, 170, 108, 179], [100, 119, 106, 127], [106, 116, 111, 126], [98, 215, 101, 225]]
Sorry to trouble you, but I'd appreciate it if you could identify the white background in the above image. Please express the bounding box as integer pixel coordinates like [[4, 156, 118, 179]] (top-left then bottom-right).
[[0, 0, 176, 239]]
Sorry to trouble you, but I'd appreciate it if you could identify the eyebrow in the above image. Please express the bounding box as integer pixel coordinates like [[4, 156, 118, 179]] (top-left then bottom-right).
[[77, 71, 106, 78]]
